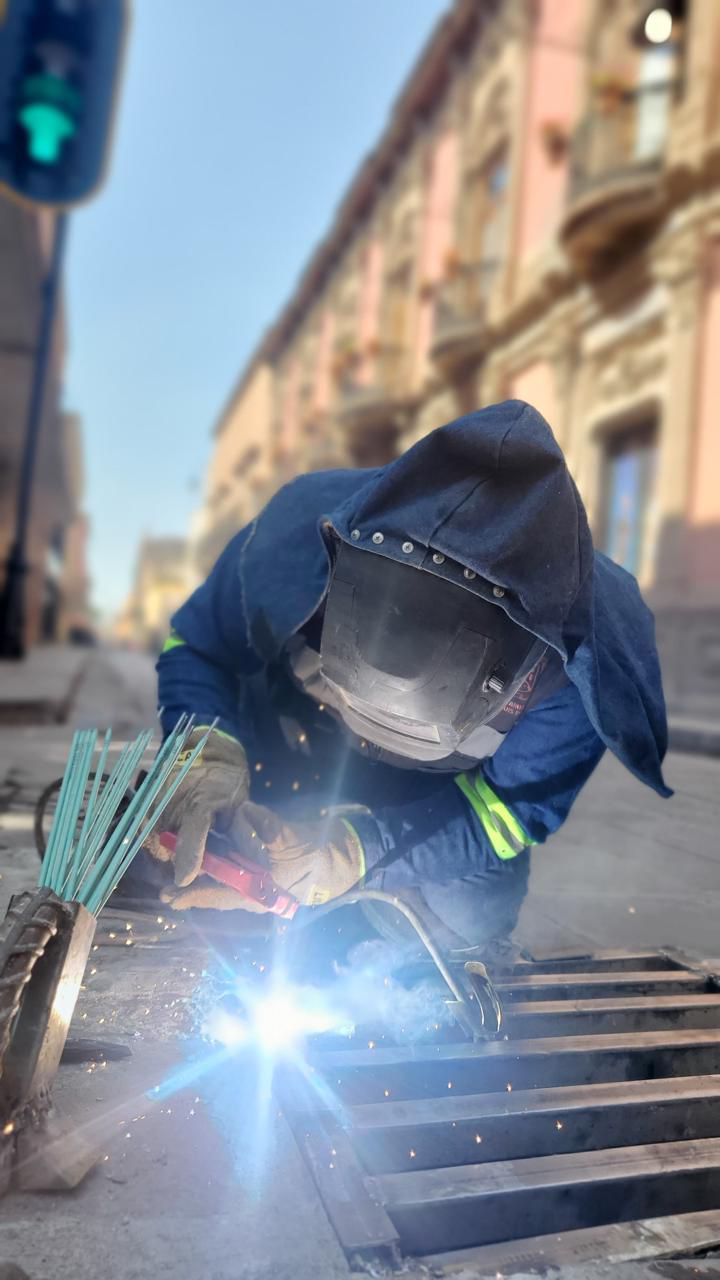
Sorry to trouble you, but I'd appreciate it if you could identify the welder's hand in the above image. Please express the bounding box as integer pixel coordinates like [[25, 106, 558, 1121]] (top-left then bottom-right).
[[144, 726, 250, 888], [159, 802, 366, 912], [242, 802, 366, 907], [159, 876, 270, 913]]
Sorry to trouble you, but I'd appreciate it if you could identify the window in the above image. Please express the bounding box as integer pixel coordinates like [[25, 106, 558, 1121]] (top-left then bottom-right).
[[599, 420, 658, 577]]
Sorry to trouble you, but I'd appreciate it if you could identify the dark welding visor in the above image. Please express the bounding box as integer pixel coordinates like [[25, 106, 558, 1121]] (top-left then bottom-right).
[[319, 542, 547, 762]]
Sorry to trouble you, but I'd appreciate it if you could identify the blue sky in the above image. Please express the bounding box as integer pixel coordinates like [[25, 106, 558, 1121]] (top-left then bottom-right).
[[64, 0, 449, 618]]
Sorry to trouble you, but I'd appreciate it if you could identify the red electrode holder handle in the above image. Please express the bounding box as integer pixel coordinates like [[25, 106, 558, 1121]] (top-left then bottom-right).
[[159, 831, 299, 920]]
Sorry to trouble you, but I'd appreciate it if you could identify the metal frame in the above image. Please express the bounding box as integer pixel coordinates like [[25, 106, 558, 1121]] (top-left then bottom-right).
[[277, 948, 720, 1270]]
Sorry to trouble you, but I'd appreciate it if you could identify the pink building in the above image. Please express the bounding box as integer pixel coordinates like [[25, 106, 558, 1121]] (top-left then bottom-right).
[[200, 0, 719, 728]]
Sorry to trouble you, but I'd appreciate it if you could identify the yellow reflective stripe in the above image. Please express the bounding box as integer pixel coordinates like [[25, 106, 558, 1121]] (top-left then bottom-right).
[[473, 775, 534, 850], [341, 818, 367, 881], [195, 724, 241, 747], [455, 772, 536, 861], [161, 630, 185, 654]]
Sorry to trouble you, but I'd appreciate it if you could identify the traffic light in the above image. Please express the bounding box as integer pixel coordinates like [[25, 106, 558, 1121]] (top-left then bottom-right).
[[0, 0, 127, 208]]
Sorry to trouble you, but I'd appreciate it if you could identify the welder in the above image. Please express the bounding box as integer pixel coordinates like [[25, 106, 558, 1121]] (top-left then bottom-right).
[[144, 400, 670, 953]]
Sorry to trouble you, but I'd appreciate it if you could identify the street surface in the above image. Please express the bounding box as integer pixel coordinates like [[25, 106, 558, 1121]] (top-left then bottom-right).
[[0, 646, 717, 1279]]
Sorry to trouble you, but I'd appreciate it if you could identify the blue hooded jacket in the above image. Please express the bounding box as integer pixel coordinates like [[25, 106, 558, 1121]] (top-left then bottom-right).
[[159, 401, 670, 889]]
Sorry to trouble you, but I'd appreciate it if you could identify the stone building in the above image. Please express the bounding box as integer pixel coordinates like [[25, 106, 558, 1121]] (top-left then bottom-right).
[[197, 0, 720, 725], [0, 198, 90, 649], [115, 537, 190, 654], [55, 411, 93, 643]]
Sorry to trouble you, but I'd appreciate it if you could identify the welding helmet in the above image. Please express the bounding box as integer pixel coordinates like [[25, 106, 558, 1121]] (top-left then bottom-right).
[[319, 541, 547, 762]]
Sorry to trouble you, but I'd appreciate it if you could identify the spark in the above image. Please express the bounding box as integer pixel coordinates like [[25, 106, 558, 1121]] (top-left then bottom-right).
[[475, 1134, 483, 1144], [409, 1149, 416, 1159], [447, 1081, 453, 1089], [556, 1120, 564, 1130], [2, 1123, 14, 1136], [368, 1040, 375, 1049], [628, 905, 637, 914], [254, 762, 263, 772], [291, 781, 300, 791], [506, 1083, 513, 1092], [384, 1090, 391, 1098]]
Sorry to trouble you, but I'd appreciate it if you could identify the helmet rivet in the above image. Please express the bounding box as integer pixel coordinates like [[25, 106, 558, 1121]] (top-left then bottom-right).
[[493, 585, 505, 598], [402, 541, 414, 554], [432, 553, 445, 565], [350, 529, 361, 541], [371, 532, 384, 544], [463, 568, 476, 580]]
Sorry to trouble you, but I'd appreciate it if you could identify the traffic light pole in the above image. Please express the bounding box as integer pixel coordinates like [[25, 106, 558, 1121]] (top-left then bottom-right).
[[0, 211, 68, 659]]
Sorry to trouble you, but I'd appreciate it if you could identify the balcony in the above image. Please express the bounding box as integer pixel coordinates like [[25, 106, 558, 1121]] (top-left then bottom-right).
[[429, 260, 499, 379], [336, 347, 413, 463], [561, 81, 676, 273]]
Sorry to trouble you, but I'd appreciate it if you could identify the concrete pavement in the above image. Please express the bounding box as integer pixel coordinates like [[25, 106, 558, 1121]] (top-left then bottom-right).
[[0, 646, 90, 726], [0, 647, 718, 1278]]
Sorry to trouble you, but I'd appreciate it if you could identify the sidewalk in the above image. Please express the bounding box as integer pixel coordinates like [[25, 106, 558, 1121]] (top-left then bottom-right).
[[0, 645, 91, 726], [668, 712, 720, 757]]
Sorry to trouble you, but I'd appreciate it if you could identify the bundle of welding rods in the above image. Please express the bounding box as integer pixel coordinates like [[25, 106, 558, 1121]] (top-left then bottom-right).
[[39, 716, 214, 916]]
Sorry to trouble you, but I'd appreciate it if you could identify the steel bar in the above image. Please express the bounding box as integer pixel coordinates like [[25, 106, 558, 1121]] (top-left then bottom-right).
[[502, 993, 720, 1036], [503, 950, 686, 974], [312, 1029, 720, 1104], [395, 951, 687, 987], [292, 1119, 400, 1265], [349, 1074, 720, 1171], [496, 970, 710, 1001], [370, 1137, 720, 1254], [423, 1208, 720, 1273]]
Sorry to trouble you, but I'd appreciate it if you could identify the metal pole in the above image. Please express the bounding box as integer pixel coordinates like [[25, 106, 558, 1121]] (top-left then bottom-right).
[[0, 212, 69, 659]]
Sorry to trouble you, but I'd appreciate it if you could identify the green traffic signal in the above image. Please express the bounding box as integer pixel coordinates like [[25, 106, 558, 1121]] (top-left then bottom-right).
[[19, 101, 76, 164], [0, 0, 127, 207]]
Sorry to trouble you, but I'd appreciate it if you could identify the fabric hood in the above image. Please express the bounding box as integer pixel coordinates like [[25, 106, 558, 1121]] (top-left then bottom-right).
[[240, 400, 670, 796]]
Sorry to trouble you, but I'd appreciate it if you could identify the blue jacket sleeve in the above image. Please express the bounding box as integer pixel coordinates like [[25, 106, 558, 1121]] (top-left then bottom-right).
[[352, 681, 605, 889], [156, 528, 262, 740]]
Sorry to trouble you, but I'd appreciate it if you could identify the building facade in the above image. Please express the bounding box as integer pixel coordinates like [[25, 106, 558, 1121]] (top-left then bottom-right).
[[114, 537, 190, 654], [197, 0, 720, 723], [0, 198, 91, 649]]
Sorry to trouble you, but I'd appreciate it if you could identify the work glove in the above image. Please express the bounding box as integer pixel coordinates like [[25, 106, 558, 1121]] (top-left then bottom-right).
[[160, 801, 366, 912], [144, 726, 250, 888]]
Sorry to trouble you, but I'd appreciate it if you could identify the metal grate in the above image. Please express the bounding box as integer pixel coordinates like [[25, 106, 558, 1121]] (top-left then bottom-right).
[[276, 949, 720, 1271]]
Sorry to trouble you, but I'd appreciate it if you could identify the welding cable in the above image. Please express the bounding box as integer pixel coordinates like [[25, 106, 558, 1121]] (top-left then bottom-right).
[[292, 887, 469, 1008]]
